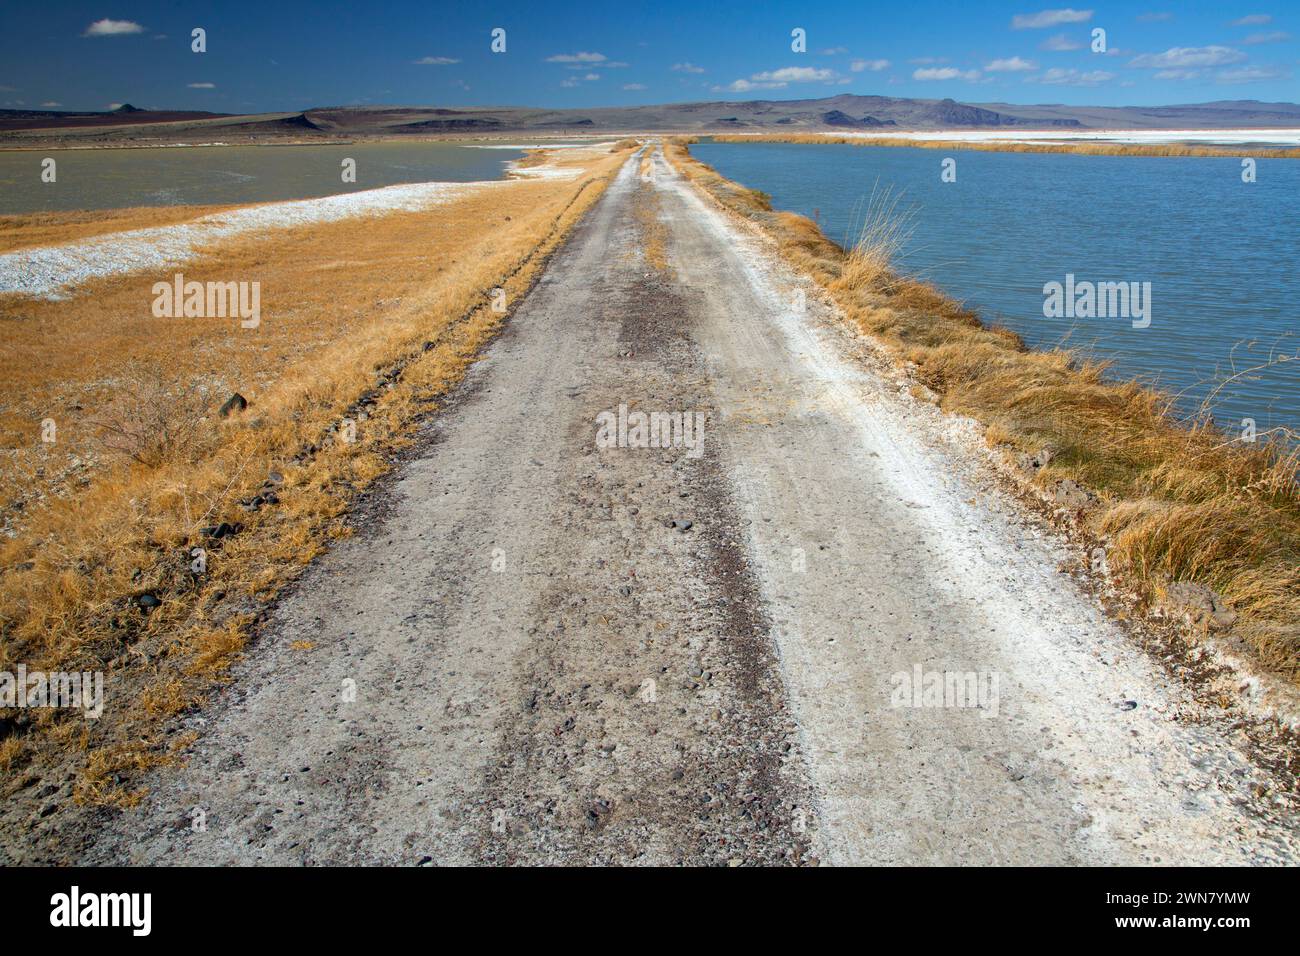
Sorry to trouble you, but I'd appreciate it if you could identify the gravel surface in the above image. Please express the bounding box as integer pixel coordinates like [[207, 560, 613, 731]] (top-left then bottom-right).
[[61, 146, 1300, 866]]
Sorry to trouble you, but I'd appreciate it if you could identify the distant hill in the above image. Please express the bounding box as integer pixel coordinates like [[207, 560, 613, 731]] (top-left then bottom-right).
[[1, 95, 1297, 145]]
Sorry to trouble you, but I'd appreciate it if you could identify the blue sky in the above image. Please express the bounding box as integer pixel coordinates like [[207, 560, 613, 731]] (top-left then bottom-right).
[[2, 1, 1297, 112]]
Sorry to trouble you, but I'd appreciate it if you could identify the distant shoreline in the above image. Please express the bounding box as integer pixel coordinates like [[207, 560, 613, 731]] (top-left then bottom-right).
[[705, 131, 1300, 159]]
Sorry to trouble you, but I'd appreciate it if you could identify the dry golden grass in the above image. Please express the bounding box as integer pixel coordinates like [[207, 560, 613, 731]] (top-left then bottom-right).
[[0, 203, 247, 254], [611, 138, 642, 152], [666, 139, 1300, 683], [0, 146, 625, 804], [710, 132, 1300, 159]]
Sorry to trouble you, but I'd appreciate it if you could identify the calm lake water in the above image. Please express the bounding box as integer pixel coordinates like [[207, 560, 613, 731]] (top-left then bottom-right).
[[693, 141, 1299, 433], [0, 142, 525, 214]]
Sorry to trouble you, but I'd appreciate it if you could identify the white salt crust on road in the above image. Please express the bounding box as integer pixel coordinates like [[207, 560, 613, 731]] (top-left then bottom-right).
[[0, 179, 508, 298]]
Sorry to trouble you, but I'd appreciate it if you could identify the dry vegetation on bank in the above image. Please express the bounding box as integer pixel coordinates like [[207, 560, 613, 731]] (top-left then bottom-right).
[[0, 204, 248, 254], [0, 146, 624, 813], [709, 132, 1300, 160], [666, 139, 1300, 686]]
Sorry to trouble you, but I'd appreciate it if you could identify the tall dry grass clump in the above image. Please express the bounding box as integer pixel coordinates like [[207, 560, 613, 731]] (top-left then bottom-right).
[[833, 185, 915, 296], [665, 138, 1300, 684]]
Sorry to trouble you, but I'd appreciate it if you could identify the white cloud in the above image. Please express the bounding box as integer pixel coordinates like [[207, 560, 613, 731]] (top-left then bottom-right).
[[83, 18, 145, 36], [41, 101, 62, 107], [986, 56, 1037, 72], [1242, 31, 1290, 45], [751, 67, 834, 83], [622, 83, 647, 91], [1035, 67, 1115, 85], [717, 78, 783, 92], [582, 73, 600, 81], [1129, 46, 1246, 68], [850, 58, 890, 72], [1040, 33, 1083, 51], [1011, 8, 1093, 30], [546, 51, 606, 63], [913, 67, 982, 81], [413, 56, 459, 65], [187, 82, 215, 89], [1217, 65, 1291, 83], [717, 66, 840, 91], [1231, 14, 1272, 26], [1136, 12, 1172, 22], [671, 62, 705, 73], [1154, 69, 1203, 80]]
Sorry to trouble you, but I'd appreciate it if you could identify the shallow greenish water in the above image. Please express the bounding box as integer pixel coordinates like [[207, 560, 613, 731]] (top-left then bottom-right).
[[0, 141, 525, 214]]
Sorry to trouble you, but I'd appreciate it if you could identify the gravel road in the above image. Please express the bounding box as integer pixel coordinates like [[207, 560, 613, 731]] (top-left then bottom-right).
[[80, 147, 1300, 866]]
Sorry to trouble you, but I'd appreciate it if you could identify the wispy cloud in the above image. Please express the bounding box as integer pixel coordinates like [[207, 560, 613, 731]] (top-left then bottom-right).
[[622, 83, 646, 91], [671, 62, 705, 73], [820, 46, 848, 55], [1011, 8, 1093, 30], [187, 82, 215, 89], [1040, 33, 1083, 51], [1129, 46, 1246, 68], [41, 101, 62, 107], [850, 59, 890, 72], [82, 18, 145, 37], [413, 56, 459, 65], [1230, 14, 1272, 26], [1217, 64, 1291, 83], [1242, 31, 1290, 45], [1034, 67, 1115, 85], [986, 56, 1037, 72], [913, 67, 982, 81], [1136, 12, 1172, 22], [546, 51, 606, 63]]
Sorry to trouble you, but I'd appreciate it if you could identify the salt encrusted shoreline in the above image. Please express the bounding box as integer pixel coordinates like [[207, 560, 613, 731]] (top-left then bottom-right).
[[0, 179, 503, 299]]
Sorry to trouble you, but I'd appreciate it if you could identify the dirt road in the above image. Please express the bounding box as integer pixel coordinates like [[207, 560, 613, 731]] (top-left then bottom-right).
[[82, 148, 1299, 865]]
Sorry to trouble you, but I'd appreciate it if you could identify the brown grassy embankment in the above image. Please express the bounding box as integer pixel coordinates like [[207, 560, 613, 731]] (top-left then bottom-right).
[[709, 132, 1300, 160], [666, 139, 1300, 688], [0, 143, 628, 809], [0, 204, 249, 254]]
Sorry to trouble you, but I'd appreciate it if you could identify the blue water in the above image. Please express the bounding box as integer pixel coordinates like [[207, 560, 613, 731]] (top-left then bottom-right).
[[693, 141, 1299, 433]]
